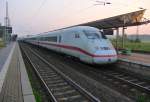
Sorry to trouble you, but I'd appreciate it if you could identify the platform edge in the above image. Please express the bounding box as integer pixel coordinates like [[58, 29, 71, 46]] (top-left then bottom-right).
[[17, 42, 36, 102]]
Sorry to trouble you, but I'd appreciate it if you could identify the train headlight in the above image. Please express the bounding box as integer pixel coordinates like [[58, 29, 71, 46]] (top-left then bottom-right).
[[100, 47, 110, 50]]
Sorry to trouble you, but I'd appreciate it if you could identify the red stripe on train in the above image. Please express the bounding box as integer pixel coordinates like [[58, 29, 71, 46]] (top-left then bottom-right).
[[36, 41, 117, 58]]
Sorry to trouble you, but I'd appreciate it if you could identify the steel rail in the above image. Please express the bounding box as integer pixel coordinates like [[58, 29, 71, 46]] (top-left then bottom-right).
[[105, 72, 150, 94], [22, 46, 57, 102], [21, 44, 101, 102]]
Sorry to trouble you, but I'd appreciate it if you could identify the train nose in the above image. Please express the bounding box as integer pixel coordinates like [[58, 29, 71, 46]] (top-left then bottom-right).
[[93, 51, 117, 64]]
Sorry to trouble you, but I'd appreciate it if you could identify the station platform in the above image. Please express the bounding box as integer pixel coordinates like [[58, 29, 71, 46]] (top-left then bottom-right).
[[0, 42, 35, 102], [118, 53, 150, 66], [0, 43, 14, 72]]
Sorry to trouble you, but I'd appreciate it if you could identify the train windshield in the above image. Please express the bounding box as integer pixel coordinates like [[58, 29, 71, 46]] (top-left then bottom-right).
[[84, 30, 101, 39], [100, 31, 107, 39]]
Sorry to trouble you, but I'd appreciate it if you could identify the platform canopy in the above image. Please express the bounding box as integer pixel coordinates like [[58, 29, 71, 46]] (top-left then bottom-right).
[[41, 9, 149, 35], [77, 9, 148, 29]]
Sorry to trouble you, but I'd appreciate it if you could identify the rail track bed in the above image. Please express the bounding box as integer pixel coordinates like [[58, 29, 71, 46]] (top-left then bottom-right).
[[20, 43, 100, 102], [20, 42, 150, 102]]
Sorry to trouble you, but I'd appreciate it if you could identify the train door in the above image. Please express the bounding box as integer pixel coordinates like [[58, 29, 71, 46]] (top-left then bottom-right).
[[58, 35, 62, 52], [58, 35, 61, 43]]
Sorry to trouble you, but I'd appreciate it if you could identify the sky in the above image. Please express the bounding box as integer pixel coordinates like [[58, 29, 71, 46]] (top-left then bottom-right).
[[0, 0, 150, 37]]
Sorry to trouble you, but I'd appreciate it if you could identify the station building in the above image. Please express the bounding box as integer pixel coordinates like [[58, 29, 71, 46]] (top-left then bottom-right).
[[0, 25, 12, 43]]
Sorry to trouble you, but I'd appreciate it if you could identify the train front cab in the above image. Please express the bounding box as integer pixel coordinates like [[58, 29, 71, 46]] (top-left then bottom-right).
[[83, 29, 117, 64]]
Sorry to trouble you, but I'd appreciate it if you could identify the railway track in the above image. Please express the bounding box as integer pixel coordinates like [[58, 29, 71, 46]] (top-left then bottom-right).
[[68, 61, 150, 100], [90, 69, 150, 99], [20, 43, 101, 102], [23, 43, 150, 101], [103, 70, 150, 94], [64, 59, 150, 100]]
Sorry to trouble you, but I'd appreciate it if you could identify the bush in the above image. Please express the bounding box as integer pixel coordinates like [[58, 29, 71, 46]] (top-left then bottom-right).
[[0, 41, 5, 48], [135, 38, 141, 43]]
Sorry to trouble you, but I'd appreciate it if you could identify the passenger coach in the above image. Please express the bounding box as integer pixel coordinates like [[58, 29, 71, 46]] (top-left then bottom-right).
[[24, 26, 117, 64]]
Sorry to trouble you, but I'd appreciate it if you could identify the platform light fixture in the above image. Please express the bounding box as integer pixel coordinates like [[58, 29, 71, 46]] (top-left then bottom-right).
[[94, 0, 112, 6]]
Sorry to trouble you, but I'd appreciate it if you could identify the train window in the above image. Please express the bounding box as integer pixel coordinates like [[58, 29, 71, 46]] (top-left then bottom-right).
[[40, 37, 43, 41], [42, 37, 45, 41], [39, 37, 42, 41], [100, 31, 107, 39], [75, 33, 80, 38], [31, 38, 36, 40], [59, 36, 61, 43], [45, 36, 57, 42], [83, 30, 100, 39]]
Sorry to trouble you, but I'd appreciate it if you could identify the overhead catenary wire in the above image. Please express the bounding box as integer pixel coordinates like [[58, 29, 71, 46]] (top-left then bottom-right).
[[25, 0, 47, 35], [27, 0, 139, 34], [51, 1, 111, 30], [30, 0, 47, 21], [27, 0, 110, 34], [50, 0, 111, 26]]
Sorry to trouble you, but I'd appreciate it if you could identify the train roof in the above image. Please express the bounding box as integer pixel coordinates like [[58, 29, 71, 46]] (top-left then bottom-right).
[[26, 26, 98, 38], [23, 26, 100, 39], [41, 26, 98, 33]]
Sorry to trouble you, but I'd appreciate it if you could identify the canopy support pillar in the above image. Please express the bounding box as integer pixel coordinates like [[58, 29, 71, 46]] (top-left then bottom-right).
[[116, 28, 119, 53], [122, 27, 126, 49]]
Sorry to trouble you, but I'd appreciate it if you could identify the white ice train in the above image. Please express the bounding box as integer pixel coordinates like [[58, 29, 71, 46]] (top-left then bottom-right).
[[24, 26, 117, 64]]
